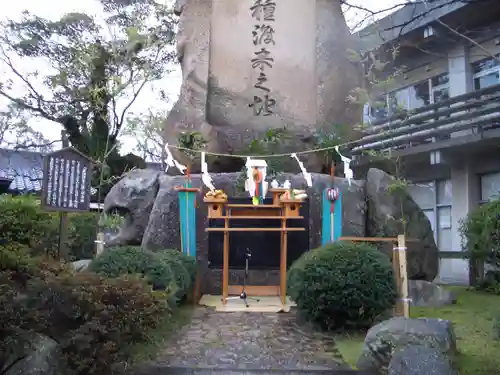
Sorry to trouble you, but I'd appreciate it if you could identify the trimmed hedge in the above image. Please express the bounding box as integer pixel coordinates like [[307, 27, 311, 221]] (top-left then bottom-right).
[[89, 246, 176, 292], [158, 250, 194, 299], [287, 241, 397, 330], [90, 246, 197, 303]]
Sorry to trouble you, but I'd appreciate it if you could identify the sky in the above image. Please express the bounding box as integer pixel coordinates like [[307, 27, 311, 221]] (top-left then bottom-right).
[[1, 0, 403, 156]]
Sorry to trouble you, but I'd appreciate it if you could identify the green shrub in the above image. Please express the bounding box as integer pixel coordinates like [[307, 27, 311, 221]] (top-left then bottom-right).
[[460, 199, 500, 268], [158, 250, 193, 299], [161, 249, 197, 281], [0, 242, 72, 286], [0, 195, 104, 261], [67, 213, 99, 260], [475, 270, 500, 294], [23, 272, 169, 375], [494, 313, 500, 340], [89, 246, 176, 292], [0, 242, 171, 375], [0, 195, 55, 248], [287, 241, 397, 330]]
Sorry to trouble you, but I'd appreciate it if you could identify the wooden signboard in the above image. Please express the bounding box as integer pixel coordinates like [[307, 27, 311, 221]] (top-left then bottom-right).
[[41, 146, 93, 260], [41, 147, 93, 213]]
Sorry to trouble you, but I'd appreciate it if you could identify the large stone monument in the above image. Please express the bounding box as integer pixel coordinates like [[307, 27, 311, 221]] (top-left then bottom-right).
[[166, 0, 361, 171]]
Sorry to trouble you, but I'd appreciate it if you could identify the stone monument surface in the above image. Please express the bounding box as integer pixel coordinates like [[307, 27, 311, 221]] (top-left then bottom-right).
[[167, 0, 361, 171]]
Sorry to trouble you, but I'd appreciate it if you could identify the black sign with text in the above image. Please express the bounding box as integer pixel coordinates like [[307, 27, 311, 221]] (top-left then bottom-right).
[[41, 147, 92, 212]]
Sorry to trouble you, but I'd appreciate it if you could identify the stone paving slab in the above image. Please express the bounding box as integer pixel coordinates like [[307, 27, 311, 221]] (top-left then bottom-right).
[[152, 308, 349, 371]]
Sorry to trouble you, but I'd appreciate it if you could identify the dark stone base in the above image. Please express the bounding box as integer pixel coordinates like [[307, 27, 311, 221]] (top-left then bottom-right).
[[202, 268, 281, 295]]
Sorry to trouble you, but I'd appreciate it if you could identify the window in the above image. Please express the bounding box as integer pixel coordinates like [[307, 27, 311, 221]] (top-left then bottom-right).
[[431, 73, 450, 103], [408, 179, 452, 251], [480, 172, 500, 201], [472, 54, 500, 91], [363, 72, 450, 124]]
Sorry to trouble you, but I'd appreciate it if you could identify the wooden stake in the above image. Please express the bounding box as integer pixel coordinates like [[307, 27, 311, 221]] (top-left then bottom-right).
[[397, 234, 410, 318], [58, 131, 69, 261], [280, 217, 287, 305], [58, 211, 69, 261], [95, 232, 105, 257], [392, 242, 402, 317], [222, 216, 229, 304]]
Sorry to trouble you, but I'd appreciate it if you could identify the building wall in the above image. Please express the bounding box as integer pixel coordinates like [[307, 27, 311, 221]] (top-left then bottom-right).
[[379, 27, 500, 284], [406, 151, 500, 285]]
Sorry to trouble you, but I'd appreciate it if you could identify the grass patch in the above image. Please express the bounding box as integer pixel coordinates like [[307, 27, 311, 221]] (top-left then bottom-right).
[[335, 331, 366, 369], [126, 304, 194, 364], [335, 286, 500, 375]]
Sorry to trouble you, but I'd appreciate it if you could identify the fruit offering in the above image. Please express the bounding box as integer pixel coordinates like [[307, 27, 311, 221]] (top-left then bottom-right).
[[280, 189, 307, 201], [205, 189, 228, 200]]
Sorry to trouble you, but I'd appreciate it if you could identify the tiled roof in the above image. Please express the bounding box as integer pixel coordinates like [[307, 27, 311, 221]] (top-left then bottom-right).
[[0, 148, 99, 194], [0, 149, 44, 192]]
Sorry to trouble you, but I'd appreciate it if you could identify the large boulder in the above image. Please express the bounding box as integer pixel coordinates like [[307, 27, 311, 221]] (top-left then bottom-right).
[[1, 332, 65, 375], [103, 169, 161, 246], [365, 168, 439, 281], [140, 172, 366, 252], [167, 0, 361, 172], [70, 259, 92, 272], [357, 317, 457, 374], [408, 280, 457, 307], [388, 344, 458, 375], [103, 168, 440, 292]]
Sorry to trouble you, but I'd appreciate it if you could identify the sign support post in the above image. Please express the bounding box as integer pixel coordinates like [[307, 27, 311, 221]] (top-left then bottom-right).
[[58, 132, 70, 260]]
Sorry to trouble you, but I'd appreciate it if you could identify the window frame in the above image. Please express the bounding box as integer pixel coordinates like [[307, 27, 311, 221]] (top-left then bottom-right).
[[472, 54, 500, 91], [364, 72, 450, 124], [479, 171, 500, 203], [408, 179, 452, 250]]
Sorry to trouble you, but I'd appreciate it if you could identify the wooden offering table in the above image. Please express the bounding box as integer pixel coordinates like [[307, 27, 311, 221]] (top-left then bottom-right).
[[204, 189, 306, 305]]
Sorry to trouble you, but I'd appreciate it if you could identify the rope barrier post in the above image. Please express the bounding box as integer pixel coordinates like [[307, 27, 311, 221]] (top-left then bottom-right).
[[95, 232, 105, 257], [392, 235, 410, 318], [392, 241, 401, 317], [397, 234, 410, 318]]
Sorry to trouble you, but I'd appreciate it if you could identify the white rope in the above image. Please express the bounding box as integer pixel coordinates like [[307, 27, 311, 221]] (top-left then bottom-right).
[[166, 140, 358, 159]]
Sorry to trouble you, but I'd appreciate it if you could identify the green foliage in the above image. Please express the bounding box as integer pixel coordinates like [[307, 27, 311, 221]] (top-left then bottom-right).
[[0, 195, 54, 248], [66, 213, 100, 260], [89, 246, 176, 292], [177, 131, 208, 161], [0, 195, 105, 261], [287, 241, 397, 330], [0, 244, 169, 375], [475, 270, 500, 295], [90, 247, 196, 303], [25, 272, 169, 375], [460, 199, 500, 269], [246, 127, 290, 178], [312, 123, 351, 170], [234, 128, 290, 192], [158, 250, 194, 299], [494, 312, 500, 341], [0, 0, 176, 191]]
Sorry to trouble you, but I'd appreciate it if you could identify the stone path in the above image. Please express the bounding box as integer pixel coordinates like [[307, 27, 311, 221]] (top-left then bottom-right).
[[135, 307, 350, 373]]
